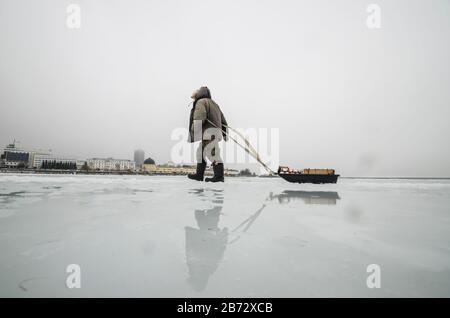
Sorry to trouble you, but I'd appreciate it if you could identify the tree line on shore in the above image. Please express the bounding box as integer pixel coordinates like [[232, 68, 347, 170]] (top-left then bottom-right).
[[41, 160, 77, 170]]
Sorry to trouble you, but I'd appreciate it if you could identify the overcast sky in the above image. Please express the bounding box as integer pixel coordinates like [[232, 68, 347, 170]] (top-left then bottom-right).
[[0, 0, 449, 176]]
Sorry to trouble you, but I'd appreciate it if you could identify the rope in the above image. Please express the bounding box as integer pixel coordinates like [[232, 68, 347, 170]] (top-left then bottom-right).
[[205, 118, 277, 175]]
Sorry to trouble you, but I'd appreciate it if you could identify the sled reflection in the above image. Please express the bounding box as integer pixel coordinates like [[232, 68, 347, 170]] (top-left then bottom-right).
[[185, 189, 228, 292], [268, 190, 341, 205]]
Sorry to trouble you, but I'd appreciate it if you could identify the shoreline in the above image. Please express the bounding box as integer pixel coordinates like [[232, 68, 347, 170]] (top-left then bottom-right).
[[0, 169, 449, 180], [0, 168, 253, 178]]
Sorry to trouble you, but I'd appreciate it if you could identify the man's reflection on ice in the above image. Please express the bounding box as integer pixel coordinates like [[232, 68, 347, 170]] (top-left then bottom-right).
[[185, 189, 227, 291]]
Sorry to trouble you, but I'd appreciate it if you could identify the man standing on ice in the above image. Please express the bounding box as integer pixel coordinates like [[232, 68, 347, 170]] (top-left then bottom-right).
[[188, 86, 228, 182]]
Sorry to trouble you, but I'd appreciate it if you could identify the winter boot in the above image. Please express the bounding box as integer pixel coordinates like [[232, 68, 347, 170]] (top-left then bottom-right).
[[188, 163, 206, 181], [205, 163, 224, 182]]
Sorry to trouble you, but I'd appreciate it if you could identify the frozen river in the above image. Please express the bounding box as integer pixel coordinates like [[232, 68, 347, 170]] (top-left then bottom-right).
[[0, 173, 449, 297]]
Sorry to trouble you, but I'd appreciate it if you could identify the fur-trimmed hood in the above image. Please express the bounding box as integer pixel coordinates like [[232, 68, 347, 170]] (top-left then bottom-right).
[[193, 86, 211, 101]]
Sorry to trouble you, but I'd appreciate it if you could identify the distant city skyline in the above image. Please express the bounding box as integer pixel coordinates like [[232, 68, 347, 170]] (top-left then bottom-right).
[[0, 139, 145, 163], [1, 139, 146, 162], [0, 138, 246, 175]]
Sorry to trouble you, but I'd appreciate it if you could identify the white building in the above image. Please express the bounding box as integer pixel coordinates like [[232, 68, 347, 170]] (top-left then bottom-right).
[[76, 160, 86, 170], [1, 141, 51, 168], [1, 140, 81, 170], [2, 141, 31, 168], [87, 158, 135, 171], [32, 154, 77, 169]]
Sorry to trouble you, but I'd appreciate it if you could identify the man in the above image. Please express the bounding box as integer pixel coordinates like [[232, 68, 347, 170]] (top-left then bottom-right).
[[188, 86, 228, 182]]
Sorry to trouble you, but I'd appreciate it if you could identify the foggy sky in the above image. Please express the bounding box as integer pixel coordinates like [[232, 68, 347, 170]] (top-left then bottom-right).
[[0, 0, 449, 176]]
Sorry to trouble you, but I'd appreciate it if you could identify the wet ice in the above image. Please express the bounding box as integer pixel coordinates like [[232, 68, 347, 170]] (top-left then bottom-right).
[[0, 174, 449, 297]]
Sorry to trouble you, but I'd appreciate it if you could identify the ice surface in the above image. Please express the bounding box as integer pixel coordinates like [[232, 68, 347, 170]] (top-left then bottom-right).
[[0, 173, 449, 297]]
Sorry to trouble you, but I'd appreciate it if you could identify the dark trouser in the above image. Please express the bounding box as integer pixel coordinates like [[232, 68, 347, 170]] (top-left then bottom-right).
[[196, 138, 222, 165]]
